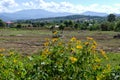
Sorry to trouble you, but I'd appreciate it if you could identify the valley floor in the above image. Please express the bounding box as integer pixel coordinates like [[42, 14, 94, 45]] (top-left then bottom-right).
[[0, 29, 120, 54]]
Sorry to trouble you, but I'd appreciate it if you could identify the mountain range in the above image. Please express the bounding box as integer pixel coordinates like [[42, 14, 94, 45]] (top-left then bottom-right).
[[81, 11, 108, 16], [0, 9, 114, 21]]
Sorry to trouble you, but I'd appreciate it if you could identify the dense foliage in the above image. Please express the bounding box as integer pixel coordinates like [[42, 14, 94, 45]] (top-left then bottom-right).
[[1, 13, 120, 31], [0, 19, 5, 27], [107, 14, 116, 22], [1, 37, 120, 80]]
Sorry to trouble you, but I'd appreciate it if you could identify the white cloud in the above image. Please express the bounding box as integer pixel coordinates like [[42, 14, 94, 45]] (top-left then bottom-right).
[[0, 0, 18, 7], [21, 0, 120, 14], [0, 0, 120, 14], [0, 0, 19, 13], [22, 1, 37, 9], [22, 0, 85, 13]]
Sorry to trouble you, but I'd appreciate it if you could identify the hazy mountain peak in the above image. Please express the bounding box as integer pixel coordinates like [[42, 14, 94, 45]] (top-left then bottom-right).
[[81, 11, 108, 16], [0, 9, 112, 21]]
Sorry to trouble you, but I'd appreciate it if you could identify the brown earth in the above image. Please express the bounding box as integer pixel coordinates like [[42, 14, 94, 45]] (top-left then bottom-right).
[[0, 30, 120, 54]]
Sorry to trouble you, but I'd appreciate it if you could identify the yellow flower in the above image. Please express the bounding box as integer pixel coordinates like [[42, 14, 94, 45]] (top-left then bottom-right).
[[53, 31, 57, 34], [52, 38, 58, 42], [13, 59, 17, 63], [85, 42, 89, 45], [107, 64, 111, 70], [9, 52, 14, 55], [45, 38, 49, 42], [76, 45, 83, 49], [76, 40, 81, 44], [93, 64, 100, 70], [70, 37, 76, 42], [100, 49, 105, 55], [44, 42, 49, 46], [0, 54, 4, 57], [91, 45, 96, 49], [95, 58, 101, 63], [100, 49, 108, 60], [58, 42, 62, 46], [70, 57, 77, 63], [96, 74, 105, 80], [87, 37, 93, 40], [42, 49, 51, 55], [93, 41, 97, 46]]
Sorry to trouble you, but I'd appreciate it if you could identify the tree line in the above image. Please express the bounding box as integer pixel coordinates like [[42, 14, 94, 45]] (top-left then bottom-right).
[[0, 14, 120, 31]]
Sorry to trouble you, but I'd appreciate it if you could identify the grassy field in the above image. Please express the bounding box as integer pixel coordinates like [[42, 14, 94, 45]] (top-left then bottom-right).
[[0, 28, 120, 54], [106, 53, 120, 68], [0, 28, 120, 79]]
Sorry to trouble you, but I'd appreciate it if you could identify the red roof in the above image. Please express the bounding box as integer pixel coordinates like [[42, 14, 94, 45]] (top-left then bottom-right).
[[6, 21, 13, 24]]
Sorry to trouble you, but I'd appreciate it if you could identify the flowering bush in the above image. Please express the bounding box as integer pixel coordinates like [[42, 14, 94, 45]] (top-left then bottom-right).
[[0, 37, 112, 80], [52, 30, 63, 38]]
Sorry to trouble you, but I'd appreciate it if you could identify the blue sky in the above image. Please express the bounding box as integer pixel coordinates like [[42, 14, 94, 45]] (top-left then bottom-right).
[[44, 0, 116, 5], [16, 0, 120, 5], [0, 0, 120, 13]]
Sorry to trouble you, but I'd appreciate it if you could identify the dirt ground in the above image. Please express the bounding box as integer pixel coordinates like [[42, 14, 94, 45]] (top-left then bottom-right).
[[0, 29, 120, 54]]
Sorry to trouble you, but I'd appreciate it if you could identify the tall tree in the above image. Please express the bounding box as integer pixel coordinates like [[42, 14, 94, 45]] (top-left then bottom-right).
[[74, 23, 79, 29], [59, 24, 65, 31], [107, 14, 116, 22], [64, 20, 69, 27], [115, 21, 120, 31], [16, 24, 22, 28], [0, 19, 5, 27], [68, 20, 74, 28]]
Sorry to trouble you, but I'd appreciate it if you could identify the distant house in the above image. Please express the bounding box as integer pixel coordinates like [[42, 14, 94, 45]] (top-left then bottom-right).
[[5, 21, 14, 27], [55, 25, 59, 28]]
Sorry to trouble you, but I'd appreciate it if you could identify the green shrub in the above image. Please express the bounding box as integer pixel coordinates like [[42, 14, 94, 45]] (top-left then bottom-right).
[[0, 37, 112, 80]]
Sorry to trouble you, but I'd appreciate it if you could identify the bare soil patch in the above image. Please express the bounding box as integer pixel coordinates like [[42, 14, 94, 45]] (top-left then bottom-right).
[[0, 29, 120, 54]]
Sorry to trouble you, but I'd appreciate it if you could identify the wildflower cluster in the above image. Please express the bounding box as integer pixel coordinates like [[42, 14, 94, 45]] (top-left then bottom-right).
[[52, 30, 63, 38], [0, 37, 114, 80]]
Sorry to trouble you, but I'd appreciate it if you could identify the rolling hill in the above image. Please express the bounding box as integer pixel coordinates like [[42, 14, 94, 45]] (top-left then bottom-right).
[[0, 9, 110, 21], [81, 11, 108, 16], [0, 9, 73, 21]]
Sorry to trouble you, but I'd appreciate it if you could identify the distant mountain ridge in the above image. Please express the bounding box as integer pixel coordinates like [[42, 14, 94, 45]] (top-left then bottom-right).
[[81, 11, 108, 16], [0, 9, 73, 21], [0, 9, 113, 21]]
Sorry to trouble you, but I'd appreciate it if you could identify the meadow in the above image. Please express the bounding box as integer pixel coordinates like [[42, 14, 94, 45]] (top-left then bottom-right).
[[0, 28, 120, 79], [0, 28, 120, 54]]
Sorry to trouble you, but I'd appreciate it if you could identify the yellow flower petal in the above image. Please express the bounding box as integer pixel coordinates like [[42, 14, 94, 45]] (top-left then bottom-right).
[[76, 45, 83, 49], [87, 37, 93, 40], [70, 57, 77, 63], [70, 37, 76, 42]]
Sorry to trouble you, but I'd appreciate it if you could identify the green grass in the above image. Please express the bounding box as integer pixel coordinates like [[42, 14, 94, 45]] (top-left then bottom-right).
[[0, 29, 120, 79], [107, 53, 120, 68], [0, 28, 120, 54], [0, 28, 52, 36]]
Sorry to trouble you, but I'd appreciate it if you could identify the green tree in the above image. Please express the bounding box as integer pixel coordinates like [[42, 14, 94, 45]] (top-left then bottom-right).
[[59, 24, 65, 30], [16, 24, 22, 28], [74, 23, 79, 30], [100, 22, 109, 31], [107, 14, 116, 22], [79, 22, 89, 30], [107, 22, 115, 31], [64, 20, 69, 27], [32, 23, 38, 27], [68, 20, 74, 28], [89, 24, 100, 31], [115, 21, 120, 31], [0, 19, 5, 27], [40, 22, 45, 27]]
